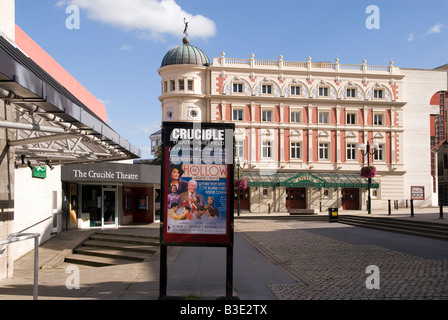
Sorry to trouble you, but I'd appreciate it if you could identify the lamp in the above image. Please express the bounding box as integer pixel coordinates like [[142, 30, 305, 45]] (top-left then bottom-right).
[[46, 160, 55, 170], [235, 157, 247, 217], [358, 141, 378, 214]]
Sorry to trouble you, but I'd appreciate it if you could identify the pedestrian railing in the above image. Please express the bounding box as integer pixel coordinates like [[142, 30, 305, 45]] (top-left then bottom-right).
[[0, 233, 40, 300]]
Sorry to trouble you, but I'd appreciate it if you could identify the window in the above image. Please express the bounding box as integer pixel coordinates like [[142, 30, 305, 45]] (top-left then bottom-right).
[[170, 80, 175, 91], [373, 114, 384, 126], [374, 89, 384, 99], [319, 143, 329, 160], [262, 110, 272, 122], [291, 111, 301, 123], [347, 88, 357, 98], [319, 112, 329, 124], [233, 109, 243, 121], [262, 84, 272, 94], [188, 80, 194, 91], [346, 113, 356, 125], [319, 87, 329, 97], [291, 85, 301, 96], [233, 83, 243, 93], [262, 141, 272, 158], [290, 142, 302, 159], [179, 79, 185, 91], [346, 143, 357, 160], [262, 188, 269, 197], [236, 140, 244, 159], [163, 81, 168, 93], [189, 109, 198, 119], [374, 144, 384, 161]]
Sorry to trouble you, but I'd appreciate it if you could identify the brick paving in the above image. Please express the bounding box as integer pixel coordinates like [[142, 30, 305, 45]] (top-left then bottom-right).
[[235, 219, 448, 300]]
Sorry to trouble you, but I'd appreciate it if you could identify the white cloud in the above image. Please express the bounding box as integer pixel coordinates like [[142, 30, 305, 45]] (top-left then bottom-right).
[[407, 32, 414, 42], [425, 23, 444, 36], [57, 0, 216, 41], [132, 123, 160, 135], [119, 45, 132, 51]]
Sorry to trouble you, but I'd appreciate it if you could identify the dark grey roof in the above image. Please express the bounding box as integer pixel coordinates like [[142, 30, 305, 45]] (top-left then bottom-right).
[[151, 129, 162, 136], [435, 63, 448, 71], [161, 36, 210, 68]]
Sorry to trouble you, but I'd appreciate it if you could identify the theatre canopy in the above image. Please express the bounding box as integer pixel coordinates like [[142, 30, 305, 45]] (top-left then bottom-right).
[[242, 172, 380, 189], [0, 35, 140, 167]]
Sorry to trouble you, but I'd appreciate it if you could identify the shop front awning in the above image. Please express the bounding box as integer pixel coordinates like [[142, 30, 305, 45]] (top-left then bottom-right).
[[242, 171, 379, 189], [0, 35, 141, 167]]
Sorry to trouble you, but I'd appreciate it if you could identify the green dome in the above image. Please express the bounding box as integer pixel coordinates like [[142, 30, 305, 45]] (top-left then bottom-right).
[[161, 36, 210, 68]]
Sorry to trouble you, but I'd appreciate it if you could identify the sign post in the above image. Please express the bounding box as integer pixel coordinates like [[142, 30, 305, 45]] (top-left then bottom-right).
[[159, 122, 235, 300]]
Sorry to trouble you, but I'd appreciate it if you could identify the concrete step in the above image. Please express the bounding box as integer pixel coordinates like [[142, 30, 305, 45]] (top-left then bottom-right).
[[73, 246, 149, 262], [64, 231, 160, 267], [339, 215, 448, 241], [339, 215, 448, 233], [82, 240, 157, 254], [88, 234, 160, 246], [235, 215, 329, 221], [64, 254, 138, 268], [94, 231, 159, 241]]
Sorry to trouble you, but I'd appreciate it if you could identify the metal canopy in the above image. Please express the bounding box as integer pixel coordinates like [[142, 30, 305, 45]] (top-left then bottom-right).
[[0, 35, 141, 167], [242, 171, 380, 189]]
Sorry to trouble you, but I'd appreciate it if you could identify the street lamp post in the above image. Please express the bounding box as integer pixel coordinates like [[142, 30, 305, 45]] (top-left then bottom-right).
[[235, 158, 246, 217], [358, 141, 379, 214]]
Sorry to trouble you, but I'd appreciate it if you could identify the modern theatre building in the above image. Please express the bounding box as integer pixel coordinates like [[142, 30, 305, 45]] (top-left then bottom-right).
[[157, 32, 448, 214], [0, 1, 160, 280]]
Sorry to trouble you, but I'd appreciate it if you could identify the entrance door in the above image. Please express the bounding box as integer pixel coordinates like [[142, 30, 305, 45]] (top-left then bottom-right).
[[342, 188, 359, 210], [103, 189, 117, 227], [286, 188, 307, 209], [234, 187, 250, 211]]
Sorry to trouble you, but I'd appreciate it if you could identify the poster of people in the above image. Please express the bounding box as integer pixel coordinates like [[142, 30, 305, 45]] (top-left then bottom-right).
[[167, 163, 228, 235], [161, 122, 235, 245]]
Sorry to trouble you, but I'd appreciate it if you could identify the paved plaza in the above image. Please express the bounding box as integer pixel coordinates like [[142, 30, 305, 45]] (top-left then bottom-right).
[[235, 218, 448, 300]]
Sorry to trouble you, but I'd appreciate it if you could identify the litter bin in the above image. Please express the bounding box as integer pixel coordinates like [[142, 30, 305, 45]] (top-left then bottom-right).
[[328, 207, 339, 222]]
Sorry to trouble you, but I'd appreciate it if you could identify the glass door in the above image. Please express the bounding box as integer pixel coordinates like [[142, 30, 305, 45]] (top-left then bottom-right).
[[103, 188, 117, 227]]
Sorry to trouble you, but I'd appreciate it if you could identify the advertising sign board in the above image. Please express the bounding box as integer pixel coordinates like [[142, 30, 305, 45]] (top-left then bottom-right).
[[160, 122, 235, 246]]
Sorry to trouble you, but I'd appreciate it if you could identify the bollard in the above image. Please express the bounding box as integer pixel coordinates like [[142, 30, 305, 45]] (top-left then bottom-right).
[[388, 200, 391, 215], [268, 203, 271, 214], [410, 199, 414, 217], [440, 203, 444, 219]]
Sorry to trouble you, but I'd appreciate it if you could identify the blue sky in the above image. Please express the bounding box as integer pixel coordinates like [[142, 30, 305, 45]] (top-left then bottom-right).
[[14, 0, 448, 159]]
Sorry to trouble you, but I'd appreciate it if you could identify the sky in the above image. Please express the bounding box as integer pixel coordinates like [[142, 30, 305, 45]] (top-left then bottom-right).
[[14, 0, 448, 159]]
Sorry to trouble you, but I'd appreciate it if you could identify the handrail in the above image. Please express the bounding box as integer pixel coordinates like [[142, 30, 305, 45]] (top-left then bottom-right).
[[0, 233, 40, 300]]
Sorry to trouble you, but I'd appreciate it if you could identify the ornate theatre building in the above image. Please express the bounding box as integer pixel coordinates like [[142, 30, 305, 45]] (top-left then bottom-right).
[[157, 32, 447, 214]]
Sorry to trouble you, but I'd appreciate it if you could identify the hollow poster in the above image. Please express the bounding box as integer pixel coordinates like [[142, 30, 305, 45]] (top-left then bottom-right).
[[161, 122, 235, 245]]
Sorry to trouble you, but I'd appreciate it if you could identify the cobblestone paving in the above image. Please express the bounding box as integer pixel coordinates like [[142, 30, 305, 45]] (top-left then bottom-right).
[[235, 220, 448, 300]]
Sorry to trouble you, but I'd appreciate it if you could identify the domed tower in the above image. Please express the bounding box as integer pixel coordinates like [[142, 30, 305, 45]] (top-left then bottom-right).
[[158, 22, 210, 122]]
